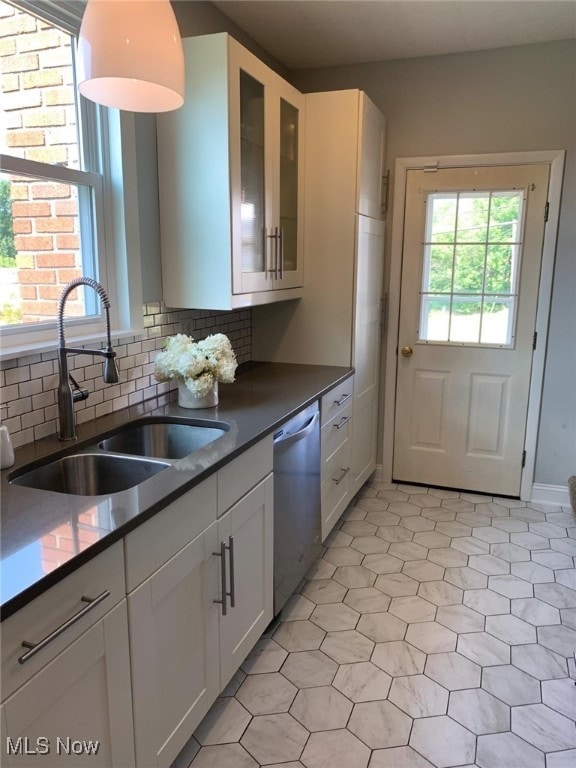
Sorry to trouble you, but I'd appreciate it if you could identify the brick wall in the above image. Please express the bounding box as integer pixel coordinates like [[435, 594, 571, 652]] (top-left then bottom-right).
[[0, 302, 252, 449], [1, 1, 84, 322]]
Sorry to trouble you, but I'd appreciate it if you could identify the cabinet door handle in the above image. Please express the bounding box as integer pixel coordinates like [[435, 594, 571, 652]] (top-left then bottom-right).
[[332, 466, 350, 485], [213, 540, 227, 616], [226, 536, 236, 608], [334, 415, 351, 430], [274, 226, 280, 279], [334, 393, 352, 406], [279, 227, 284, 279], [18, 590, 110, 665], [266, 228, 276, 278]]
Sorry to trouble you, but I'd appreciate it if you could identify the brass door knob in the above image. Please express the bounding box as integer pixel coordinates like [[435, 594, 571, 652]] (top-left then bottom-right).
[[400, 345, 413, 358]]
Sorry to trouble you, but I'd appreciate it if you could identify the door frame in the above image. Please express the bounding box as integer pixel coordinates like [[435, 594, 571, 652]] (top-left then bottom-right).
[[382, 150, 565, 501]]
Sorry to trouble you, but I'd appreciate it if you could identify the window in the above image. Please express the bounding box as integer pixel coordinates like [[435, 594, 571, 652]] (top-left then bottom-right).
[[419, 189, 525, 346], [0, 0, 142, 355]]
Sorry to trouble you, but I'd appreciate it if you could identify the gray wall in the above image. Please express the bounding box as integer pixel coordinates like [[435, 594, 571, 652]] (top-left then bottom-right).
[[292, 40, 576, 488]]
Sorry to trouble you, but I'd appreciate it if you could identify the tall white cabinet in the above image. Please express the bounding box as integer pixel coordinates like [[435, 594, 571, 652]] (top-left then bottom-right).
[[253, 90, 386, 537]]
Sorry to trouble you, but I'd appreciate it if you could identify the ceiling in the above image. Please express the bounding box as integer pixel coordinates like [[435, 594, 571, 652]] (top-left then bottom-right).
[[213, 0, 576, 69]]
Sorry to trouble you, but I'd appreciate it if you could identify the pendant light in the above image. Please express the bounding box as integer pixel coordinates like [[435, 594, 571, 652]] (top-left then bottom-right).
[[77, 0, 184, 113]]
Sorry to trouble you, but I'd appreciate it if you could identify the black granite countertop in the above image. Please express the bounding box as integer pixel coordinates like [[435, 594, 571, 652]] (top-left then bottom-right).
[[1, 362, 353, 620]]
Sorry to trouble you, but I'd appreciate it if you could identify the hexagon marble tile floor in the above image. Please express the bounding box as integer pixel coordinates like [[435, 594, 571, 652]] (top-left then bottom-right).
[[173, 482, 576, 768]]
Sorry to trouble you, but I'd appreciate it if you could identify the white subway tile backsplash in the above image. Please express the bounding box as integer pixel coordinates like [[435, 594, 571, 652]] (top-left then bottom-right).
[[32, 391, 55, 410], [19, 379, 43, 398], [12, 428, 34, 448], [18, 353, 42, 367], [7, 397, 31, 418], [34, 421, 56, 441], [30, 361, 55, 379], [5, 367, 30, 386], [0, 384, 19, 403], [0, 303, 252, 448]]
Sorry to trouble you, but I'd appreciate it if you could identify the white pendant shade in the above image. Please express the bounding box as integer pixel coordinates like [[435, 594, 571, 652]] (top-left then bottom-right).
[[77, 0, 184, 112]]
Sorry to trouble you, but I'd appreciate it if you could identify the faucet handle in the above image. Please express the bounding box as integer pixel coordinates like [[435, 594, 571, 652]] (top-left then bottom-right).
[[69, 373, 89, 403]]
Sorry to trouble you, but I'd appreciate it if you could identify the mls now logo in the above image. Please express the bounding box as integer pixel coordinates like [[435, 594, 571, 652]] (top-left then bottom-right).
[[6, 737, 100, 756]]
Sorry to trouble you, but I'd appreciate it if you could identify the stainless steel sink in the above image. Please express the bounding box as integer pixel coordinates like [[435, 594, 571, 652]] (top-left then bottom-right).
[[98, 417, 229, 459], [11, 453, 170, 496]]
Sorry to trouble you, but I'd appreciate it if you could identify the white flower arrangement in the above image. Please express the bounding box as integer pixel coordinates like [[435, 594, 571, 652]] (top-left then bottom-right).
[[154, 333, 237, 397]]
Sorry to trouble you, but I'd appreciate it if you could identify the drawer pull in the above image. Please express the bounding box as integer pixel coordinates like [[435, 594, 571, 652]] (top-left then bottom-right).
[[332, 467, 350, 485], [334, 393, 352, 406], [334, 415, 351, 430], [19, 590, 110, 665]]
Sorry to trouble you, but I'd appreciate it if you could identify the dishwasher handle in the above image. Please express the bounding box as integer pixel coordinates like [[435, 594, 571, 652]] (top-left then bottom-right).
[[273, 411, 319, 448]]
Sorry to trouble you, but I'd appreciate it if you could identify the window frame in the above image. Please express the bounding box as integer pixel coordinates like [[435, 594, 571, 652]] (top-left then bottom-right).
[[0, 0, 143, 359]]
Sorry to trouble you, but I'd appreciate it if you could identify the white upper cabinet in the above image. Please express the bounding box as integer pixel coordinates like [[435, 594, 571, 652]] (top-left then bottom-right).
[[157, 33, 304, 310]]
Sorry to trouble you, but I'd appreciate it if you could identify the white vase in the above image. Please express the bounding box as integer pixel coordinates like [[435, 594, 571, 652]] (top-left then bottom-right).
[[177, 380, 218, 409]]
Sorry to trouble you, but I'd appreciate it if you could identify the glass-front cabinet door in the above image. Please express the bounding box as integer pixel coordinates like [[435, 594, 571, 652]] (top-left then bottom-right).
[[231, 48, 303, 294], [235, 69, 268, 294], [275, 83, 304, 290]]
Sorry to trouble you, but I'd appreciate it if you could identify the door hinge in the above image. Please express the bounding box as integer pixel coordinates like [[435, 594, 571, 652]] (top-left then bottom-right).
[[532, 331, 538, 350], [521, 450, 526, 468], [544, 202, 549, 222], [381, 170, 390, 216], [380, 293, 388, 331]]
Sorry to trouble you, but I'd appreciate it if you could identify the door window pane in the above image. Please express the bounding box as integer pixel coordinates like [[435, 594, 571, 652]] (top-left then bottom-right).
[[419, 189, 524, 347], [426, 245, 453, 292], [481, 298, 513, 344], [453, 245, 485, 293], [485, 243, 515, 294], [449, 298, 482, 343], [456, 192, 489, 243], [425, 193, 457, 242], [419, 296, 450, 342]]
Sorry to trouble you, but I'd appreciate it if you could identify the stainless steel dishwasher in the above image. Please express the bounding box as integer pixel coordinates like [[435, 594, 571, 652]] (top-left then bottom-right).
[[273, 401, 322, 615]]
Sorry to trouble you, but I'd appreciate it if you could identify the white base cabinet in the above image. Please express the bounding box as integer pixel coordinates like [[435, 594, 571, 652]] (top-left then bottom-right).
[[218, 476, 274, 687], [1, 440, 274, 768], [2, 601, 135, 768], [126, 441, 273, 768], [128, 522, 220, 768]]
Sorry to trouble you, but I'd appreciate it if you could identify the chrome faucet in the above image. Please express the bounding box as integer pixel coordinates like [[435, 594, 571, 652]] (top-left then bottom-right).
[[57, 278, 119, 441]]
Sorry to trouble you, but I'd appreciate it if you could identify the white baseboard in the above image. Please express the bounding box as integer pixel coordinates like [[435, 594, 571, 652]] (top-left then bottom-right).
[[372, 464, 384, 482], [531, 483, 570, 507]]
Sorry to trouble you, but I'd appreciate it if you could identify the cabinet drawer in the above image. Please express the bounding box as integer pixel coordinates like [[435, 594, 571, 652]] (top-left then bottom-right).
[[124, 475, 217, 592], [323, 435, 352, 486], [321, 401, 353, 462], [321, 440, 352, 541], [321, 376, 354, 427], [217, 436, 273, 516], [1, 541, 125, 702]]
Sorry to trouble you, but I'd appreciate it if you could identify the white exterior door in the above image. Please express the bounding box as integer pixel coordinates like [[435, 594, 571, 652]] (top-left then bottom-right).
[[394, 164, 549, 496]]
